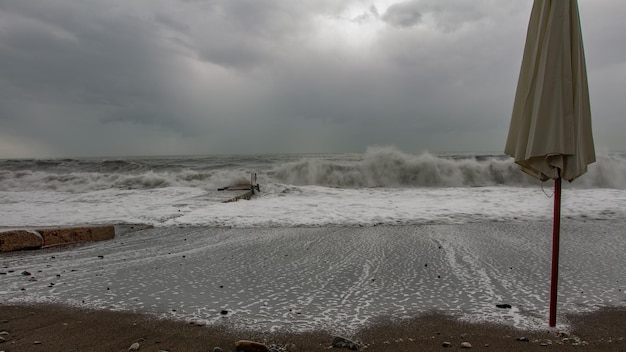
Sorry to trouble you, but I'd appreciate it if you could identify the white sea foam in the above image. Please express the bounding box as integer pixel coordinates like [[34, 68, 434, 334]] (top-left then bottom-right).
[[1, 183, 625, 228], [2, 224, 624, 333]]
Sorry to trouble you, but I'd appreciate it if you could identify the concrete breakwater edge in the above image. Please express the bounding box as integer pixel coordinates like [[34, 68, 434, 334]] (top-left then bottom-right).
[[0, 224, 159, 252], [0, 226, 117, 252]]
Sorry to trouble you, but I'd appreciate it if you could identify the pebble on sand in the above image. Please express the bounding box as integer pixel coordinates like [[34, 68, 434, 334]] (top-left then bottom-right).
[[234, 340, 269, 352], [128, 342, 140, 351], [332, 336, 359, 350], [460, 341, 472, 348]]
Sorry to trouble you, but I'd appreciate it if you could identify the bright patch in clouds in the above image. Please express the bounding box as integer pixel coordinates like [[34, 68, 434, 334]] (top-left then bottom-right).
[[311, 1, 399, 49]]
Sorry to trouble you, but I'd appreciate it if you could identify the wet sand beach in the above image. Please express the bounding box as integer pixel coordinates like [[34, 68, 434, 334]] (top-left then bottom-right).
[[1, 304, 625, 351], [1, 221, 625, 350]]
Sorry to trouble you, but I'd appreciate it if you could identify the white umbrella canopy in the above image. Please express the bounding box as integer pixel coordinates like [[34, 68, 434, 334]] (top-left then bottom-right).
[[505, 0, 595, 182], [504, 0, 596, 327]]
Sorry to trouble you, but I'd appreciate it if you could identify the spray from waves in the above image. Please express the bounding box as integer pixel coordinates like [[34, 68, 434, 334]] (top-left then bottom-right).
[[575, 153, 626, 189], [271, 146, 626, 189], [272, 147, 528, 187]]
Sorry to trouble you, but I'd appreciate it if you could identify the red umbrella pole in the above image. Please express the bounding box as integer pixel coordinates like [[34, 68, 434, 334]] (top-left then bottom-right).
[[549, 176, 562, 327]]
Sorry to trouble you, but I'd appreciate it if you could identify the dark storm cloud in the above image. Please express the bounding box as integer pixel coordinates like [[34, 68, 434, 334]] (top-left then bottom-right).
[[0, 1, 195, 134], [381, 1, 422, 28], [0, 0, 625, 157]]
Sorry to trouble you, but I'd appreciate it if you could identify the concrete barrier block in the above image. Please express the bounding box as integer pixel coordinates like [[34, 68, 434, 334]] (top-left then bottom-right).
[[39, 226, 115, 247], [0, 230, 43, 252]]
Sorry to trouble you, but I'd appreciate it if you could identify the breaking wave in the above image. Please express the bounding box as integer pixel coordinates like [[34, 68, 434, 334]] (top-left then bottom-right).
[[0, 169, 249, 193], [272, 147, 626, 189], [1, 147, 625, 192]]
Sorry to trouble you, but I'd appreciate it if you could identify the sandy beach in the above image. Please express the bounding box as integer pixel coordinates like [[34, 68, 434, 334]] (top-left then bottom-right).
[[1, 222, 625, 350], [1, 304, 625, 351]]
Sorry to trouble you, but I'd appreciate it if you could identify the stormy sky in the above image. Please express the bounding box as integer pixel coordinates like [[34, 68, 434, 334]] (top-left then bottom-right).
[[1, 0, 625, 158]]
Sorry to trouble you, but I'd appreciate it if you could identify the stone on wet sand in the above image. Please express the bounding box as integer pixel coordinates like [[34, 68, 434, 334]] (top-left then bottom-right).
[[128, 341, 140, 351], [235, 340, 269, 352], [461, 341, 472, 348], [332, 336, 359, 350]]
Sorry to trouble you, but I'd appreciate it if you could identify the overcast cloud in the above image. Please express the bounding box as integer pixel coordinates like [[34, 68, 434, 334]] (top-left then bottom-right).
[[1, 0, 625, 158]]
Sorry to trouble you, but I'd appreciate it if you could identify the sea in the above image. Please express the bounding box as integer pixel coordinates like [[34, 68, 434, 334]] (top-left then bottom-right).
[[1, 146, 625, 228], [1, 146, 626, 331]]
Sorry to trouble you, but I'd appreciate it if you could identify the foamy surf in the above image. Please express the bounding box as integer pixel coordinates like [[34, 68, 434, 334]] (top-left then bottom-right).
[[2, 222, 624, 333]]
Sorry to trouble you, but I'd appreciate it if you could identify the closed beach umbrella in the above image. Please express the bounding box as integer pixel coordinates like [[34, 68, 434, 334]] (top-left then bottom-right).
[[504, 0, 595, 327]]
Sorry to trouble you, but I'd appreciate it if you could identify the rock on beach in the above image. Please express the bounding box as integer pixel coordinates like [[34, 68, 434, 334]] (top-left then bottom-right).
[[460, 341, 472, 348], [235, 340, 269, 352], [332, 336, 360, 350]]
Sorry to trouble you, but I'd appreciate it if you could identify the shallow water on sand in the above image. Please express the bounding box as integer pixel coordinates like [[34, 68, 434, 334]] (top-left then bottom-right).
[[1, 221, 625, 333]]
